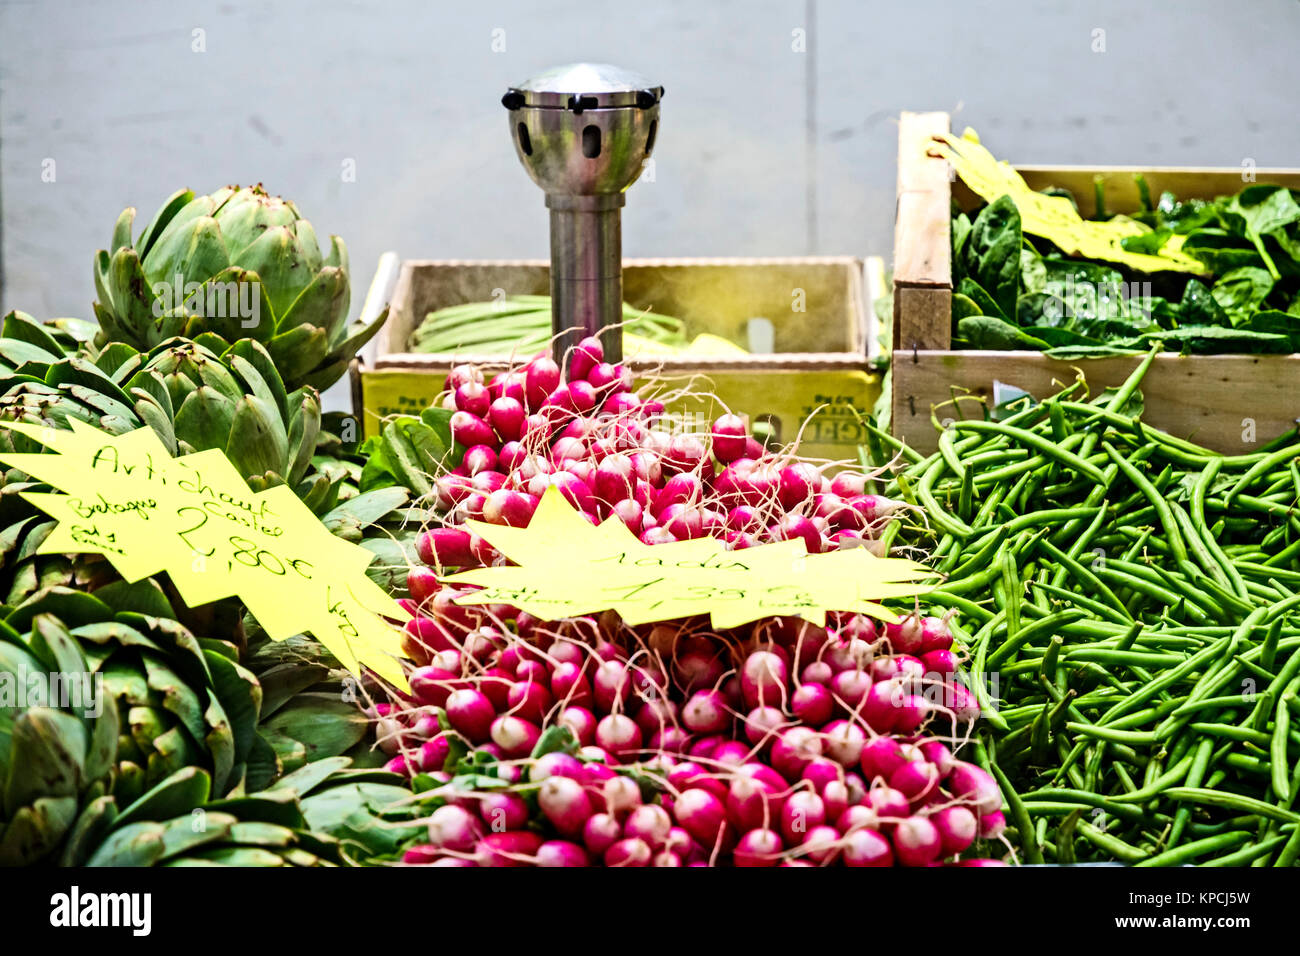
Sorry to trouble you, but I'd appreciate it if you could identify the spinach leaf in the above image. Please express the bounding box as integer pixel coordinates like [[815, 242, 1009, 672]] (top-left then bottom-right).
[[1120, 227, 1173, 256], [1224, 185, 1300, 280], [1210, 267, 1275, 324], [955, 316, 1049, 350], [950, 292, 986, 321], [1042, 258, 1127, 324], [957, 277, 1009, 321], [1016, 291, 1072, 328], [1021, 326, 1105, 348], [952, 211, 973, 266], [1156, 192, 1220, 234], [1178, 278, 1231, 327], [1139, 325, 1290, 354], [1020, 247, 1046, 294], [1182, 230, 1265, 274], [961, 195, 1023, 321], [1242, 310, 1300, 350]]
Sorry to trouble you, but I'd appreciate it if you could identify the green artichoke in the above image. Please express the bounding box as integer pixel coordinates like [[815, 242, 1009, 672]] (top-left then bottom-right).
[[92, 184, 387, 393], [0, 613, 119, 865]]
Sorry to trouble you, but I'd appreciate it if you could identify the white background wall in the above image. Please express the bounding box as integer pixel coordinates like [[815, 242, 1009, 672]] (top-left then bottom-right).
[[3, 0, 1298, 320]]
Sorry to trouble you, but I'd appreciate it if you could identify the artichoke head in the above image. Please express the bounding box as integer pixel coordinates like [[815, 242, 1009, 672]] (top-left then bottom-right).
[[93, 185, 387, 393]]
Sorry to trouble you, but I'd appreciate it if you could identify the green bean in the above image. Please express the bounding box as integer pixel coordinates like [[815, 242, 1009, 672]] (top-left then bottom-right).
[[917, 457, 975, 539], [1161, 788, 1300, 824], [1224, 443, 1300, 504], [1273, 681, 1298, 803], [1036, 540, 1133, 621], [988, 760, 1043, 864], [1076, 821, 1147, 863], [1134, 831, 1253, 867], [954, 420, 1106, 483], [1102, 441, 1189, 564]]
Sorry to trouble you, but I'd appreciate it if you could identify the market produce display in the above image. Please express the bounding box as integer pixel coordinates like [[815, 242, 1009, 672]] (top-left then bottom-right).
[[867, 349, 1300, 865], [950, 179, 1300, 357]]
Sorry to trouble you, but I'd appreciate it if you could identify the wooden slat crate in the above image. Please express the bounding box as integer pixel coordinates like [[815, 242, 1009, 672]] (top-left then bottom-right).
[[891, 110, 1300, 456], [356, 257, 881, 462]]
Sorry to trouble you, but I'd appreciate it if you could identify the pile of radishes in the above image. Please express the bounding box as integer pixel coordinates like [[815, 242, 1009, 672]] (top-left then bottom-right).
[[418, 338, 903, 566], [371, 349, 1008, 866]]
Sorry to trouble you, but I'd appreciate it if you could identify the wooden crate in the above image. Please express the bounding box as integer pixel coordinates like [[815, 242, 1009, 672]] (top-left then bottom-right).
[[357, 258, 881, 462], [891, 110, 1300, 455]]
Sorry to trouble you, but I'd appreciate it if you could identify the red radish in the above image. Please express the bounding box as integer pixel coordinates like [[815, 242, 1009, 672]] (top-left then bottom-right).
[[869, 786, 911, 821], [674, 788, 728, 847], [947, 682, 981, 722], [733, 828, 783, 867], [778, 463, 821, 509], [489, 715, 541, 758], [406, 567, 441, 606], [800, 661, 834, 686], [830, 472, 868, 498], [653, 851, 683, 867], [821, 780, 851, 821], [863, 679, 903, 732], [416, 527, 476, 567], [654, 472, 703, 514], [506, 680, 553, 724], [649, 726, 689, 754], [445, 689, 495, 743], [426, 805, 481, 852], [821, 719, 867, 767], [567, 380, 597, 413], [446, 364, 484, 390], [491, 370, 525, 404], [402, 844, 442, 865], [524, 357, 561, 409], [850, 494, 902, 523], [593, 660, 632, 713], [726, 774, 786, 831], [451, 410, 495, 448], [801, 758, 843, 793], [550, 663, 594, 709], [860, 736, 908, 784], [830, 670, 872, 712], [780, 792, 826, 844], [978, 810, 1007, 839], [889, 760, 939, 802], [771, 514, 822, 554], [539, 776, 594, 837], [454, 381, 491, 418], [710, 414, 748, 463], [893, 815, 942, 866], [668, 762, 728, 802], [893, 694, 932, 734], [515, 660, 547, 685], [610, 499, 643, 534], [884, 615, 926, 655], [801, 825, 842, 865], [582, 813, 623, 855], [955, 858, 1008, 867], [948, 762, 1002, 815], [641, 527, 676, 545], [844, 772, 868, 806], [712, 741, 751, 768], [604, 837, 652, 867], [837, 804, 879, 833], [569, 336, 603, 381], [921, 648, 958, 676], [842, 827, 894, 866], [488, 396, 525, 441], [665, 434, 708, 474], [528, 752, 584, 783], [594, 453, 635, 503], [932, 805, 978, 856], [920, 615, 954, 652], [602, 391, 642, 416], [477, 831, 543, 867], [551, 435, 587, 461], [536, 840, 590, 867], [623, 804, 672, 848], [741, 651, 789, 709], [681, 689, 730, 735], [673, 647, 726, 693], [479, 791, 530, 832], [770, 727, 824, 781], [596, 713, 644, 759], [587, 362, 619, 391], [408, 666, 457, 708], [918, 740, 955, 776], [634, 697, 679, 736], [744, 706, 786, 745], [659, 504, 704, 539]]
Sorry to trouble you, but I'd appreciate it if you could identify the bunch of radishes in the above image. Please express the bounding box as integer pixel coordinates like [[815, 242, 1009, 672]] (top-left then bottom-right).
[[375, 601, 1005, 865], [417, 338, 903, 567], [396, 736, 1006, 867]]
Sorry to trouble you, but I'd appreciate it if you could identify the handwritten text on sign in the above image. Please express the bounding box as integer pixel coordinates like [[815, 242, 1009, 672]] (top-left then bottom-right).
[[445, 486, 936, 627], [0, 420, 409, 688]]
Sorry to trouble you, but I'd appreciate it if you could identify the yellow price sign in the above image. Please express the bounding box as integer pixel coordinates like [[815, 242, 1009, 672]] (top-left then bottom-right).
[[0, 420, 410, 688], [935, 129, 1209, 274], [446, 486, 937, 628]]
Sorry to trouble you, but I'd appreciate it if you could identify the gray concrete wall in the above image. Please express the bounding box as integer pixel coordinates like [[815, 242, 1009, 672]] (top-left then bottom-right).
[[3, 0, 1298, 320]]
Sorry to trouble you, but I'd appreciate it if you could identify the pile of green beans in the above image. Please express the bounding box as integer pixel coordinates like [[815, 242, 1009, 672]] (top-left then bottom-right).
[[869, 349, 1300, 866]]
